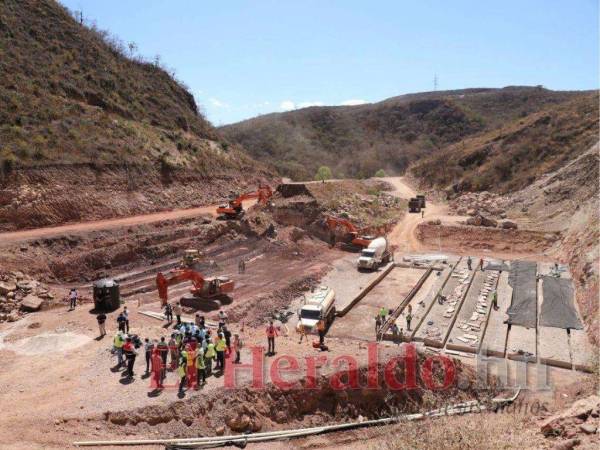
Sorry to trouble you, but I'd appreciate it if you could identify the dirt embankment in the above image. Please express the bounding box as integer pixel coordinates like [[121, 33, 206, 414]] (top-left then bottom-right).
[[0, 164, 273, 231], [415, 222, 560, 256]]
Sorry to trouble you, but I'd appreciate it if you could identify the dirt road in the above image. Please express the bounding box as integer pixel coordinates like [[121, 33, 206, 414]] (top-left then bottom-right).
[[381, 177, 450, 252], [0, 199, 256, 245]]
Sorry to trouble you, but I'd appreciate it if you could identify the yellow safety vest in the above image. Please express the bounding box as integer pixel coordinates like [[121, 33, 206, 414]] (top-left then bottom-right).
[[216, 338, 227, 352], [113, 335, 124, 348], [205, 343, 216, 358]]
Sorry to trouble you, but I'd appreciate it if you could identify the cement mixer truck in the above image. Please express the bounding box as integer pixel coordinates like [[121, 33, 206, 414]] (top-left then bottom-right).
[[296, 286, 336, 334], [357, 237, 392, 270]]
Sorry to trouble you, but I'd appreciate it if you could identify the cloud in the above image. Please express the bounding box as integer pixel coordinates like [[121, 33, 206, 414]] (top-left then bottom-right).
[[280, 100, 324, 111], [279, 100, 296, 111], [209, 97, 229, 108], [340, 99, 367, 106]]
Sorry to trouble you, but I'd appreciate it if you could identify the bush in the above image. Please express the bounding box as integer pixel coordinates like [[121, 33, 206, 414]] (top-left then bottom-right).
[[374, 169, 386, 177], [314, 165, 332, 181]]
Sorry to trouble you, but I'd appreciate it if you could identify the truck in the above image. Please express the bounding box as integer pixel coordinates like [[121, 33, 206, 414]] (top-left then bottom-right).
[[416, 194, 426, 209], [296, 286, 336, 334], [356, 237, 392, 270], [408, 198, 421, 213]]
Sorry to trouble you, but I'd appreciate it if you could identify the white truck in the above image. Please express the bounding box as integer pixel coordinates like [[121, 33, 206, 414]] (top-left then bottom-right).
[[357, 237, 392, 270], [296, 286, 336, 334]]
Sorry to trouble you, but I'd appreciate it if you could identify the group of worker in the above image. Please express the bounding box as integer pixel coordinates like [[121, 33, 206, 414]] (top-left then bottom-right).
[[375, 304, 412, 336]]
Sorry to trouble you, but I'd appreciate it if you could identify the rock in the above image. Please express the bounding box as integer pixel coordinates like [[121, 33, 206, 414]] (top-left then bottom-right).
[[501, 220, 518, 230], [215, 426, 225, 436], [17, 280, 39, 291], [466, 215, 483, 226], [552, 438, 580, 450], [20, 294, 44, 312], [28, 322, 41, 329], [480, 216, 498, 227], [457, 208, 467, 215], [579, 423, 597, 434], [467, 208, 478, 216], [0, 281, 17, 295], [227, 413, 251, 432], [12, 271, 25, 280], [427, 219, 441, 225], [7, 312, 20, 322]]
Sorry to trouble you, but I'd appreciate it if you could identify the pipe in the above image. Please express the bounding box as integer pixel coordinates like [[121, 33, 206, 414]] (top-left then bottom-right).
[[74, 389, 520, 447]]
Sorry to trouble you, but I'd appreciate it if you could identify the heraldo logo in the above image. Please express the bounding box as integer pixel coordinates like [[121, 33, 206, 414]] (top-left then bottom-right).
[[224, 343, 456, 391]]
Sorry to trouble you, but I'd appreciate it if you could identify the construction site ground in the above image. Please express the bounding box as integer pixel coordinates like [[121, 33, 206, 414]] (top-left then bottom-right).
[[0, 177, 596, 449]]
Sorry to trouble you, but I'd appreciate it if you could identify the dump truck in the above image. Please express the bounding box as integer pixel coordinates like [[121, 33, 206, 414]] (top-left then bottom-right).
[[357, 237, 392, 270], [408, 198, 421, 213], [416, 195, 426, 208], [296, 286, 336, 334]]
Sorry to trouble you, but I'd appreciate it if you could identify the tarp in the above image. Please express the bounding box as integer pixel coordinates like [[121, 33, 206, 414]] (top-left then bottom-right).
[[507, 261, 537, 328], [540, 276, 582, 330]]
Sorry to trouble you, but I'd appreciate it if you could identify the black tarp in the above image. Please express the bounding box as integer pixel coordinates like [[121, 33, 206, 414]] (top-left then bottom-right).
[[539, 276, 582, 329], [507, 261, 537, 328]]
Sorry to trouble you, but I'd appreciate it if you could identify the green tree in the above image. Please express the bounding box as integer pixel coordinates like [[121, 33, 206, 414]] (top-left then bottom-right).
[[374, 169, 386, 177], [314, 166, 332, 181]]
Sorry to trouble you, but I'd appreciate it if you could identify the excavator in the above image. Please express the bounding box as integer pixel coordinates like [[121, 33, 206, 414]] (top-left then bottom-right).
[[216, 185, 273, 219], [325, 216, 374, 248], [156, 268, 234, 307]]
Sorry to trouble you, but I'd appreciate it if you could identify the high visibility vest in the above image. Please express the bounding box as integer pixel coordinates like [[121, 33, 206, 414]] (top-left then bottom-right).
[[187, 350, 196, 367], [177, 362, 186, 378], [205, 343, 216, 358], [216, 338, 227, 352], [113, 335, 124, 348], [196, 353, 205, 369]]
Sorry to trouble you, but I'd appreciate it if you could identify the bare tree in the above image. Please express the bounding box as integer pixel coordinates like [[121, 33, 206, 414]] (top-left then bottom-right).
[[128, 42, 138, 58]]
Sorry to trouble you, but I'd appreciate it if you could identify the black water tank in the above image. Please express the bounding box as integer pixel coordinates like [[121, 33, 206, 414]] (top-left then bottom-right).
[[93, 278, 120, 311]]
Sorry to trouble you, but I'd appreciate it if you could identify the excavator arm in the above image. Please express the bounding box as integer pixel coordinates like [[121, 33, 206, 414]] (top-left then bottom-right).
[[216, 185, 273, 218], [156, 269, 205, 306], [325, 216, 372, 248]]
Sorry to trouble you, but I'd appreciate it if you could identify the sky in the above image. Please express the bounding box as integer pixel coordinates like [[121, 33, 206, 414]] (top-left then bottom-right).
[[59, 0, 599, 125]]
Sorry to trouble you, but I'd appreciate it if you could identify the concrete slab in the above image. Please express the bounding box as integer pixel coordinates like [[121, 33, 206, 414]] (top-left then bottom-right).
[[570, 329, 595, 372], [321, 254, 393, 314], [446, 269, 499, 354], [506, 261, 538, 362], [395, 260, 457, 340], [329, 266, 424, 340], [537, 277, 572, 369], [413, 257, 479, 348], [481, 267, 511, 358]]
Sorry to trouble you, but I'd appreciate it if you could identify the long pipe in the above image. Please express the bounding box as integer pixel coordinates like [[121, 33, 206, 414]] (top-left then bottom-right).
[[74, 389, 520, 447]]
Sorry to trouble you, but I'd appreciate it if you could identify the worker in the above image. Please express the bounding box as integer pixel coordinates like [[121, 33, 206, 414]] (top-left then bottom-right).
[[195, 313, 201, 328], [164, 303, 173, 323], [169, 334, 178, 369], [215, 333, 227, 371], [195, 348, 206, 388], [238, 259, 246, 274], [379, 307, 388, 320], [390, 323, 400, 345], [233, 333, 242, 364], [480, 259, 484, 271], [144, 338, 154, 374], [405, 311, 412, 331], [157, 336, 169, 382], [173, 302, 182, 326], [68, 288, 78, 310], [123, 306, 130, 332], [218, 310, 228, 327], [123, 337, 137, 378], [116, 312, 127, 333], [96, 312, 107, 337], [178, 353, 187, 395], [491, 290, 498, 310], [266, 320, 278, 356], [438, 294, 447, 305], [198, 315, 206, 330], [317, 319, 326, 348], [204, 340, 216, 377], [467, 256, 472, 271], [151, 347, 164, 389], [421, 209, 424, 219], [222, 325, 232, 351], [375, 315, 382, 334], [113, 332, 125, 367], [185, 344, 196, 388]]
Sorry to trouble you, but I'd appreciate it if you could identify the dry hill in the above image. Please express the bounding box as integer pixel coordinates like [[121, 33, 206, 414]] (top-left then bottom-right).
[[0, 0, 272, 231]]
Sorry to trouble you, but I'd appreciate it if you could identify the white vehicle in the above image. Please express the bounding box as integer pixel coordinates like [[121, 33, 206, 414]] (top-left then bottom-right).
[[296, 286, 336, 334], [357, 237, 392, 270]]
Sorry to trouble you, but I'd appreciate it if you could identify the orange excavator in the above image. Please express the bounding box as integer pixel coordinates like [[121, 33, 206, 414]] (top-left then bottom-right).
[[325, 216, 374, 248], [156, 268, 234, 307], [216, 185, 273, 219]]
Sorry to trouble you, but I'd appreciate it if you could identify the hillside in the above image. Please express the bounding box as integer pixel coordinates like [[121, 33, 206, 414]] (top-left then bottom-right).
[[0, 0, 272, 230], [412, 92, 599, 194], [220, 86, 585, 180]]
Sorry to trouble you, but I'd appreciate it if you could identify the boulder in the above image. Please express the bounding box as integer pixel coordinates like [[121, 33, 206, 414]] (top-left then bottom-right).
[[467, 208, 478, 216], [480, 216, 498, 227], [466, 215, 482, 226], [579, 423, 597, 434], [552, 439, 580, 450], [0, 281, 17, 295], [7, 312, 20, 322], [427, 219, 442, 225], [17, 280, 39, 291], [501, 221, 518, 230], [20, 294, 44, 312]]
